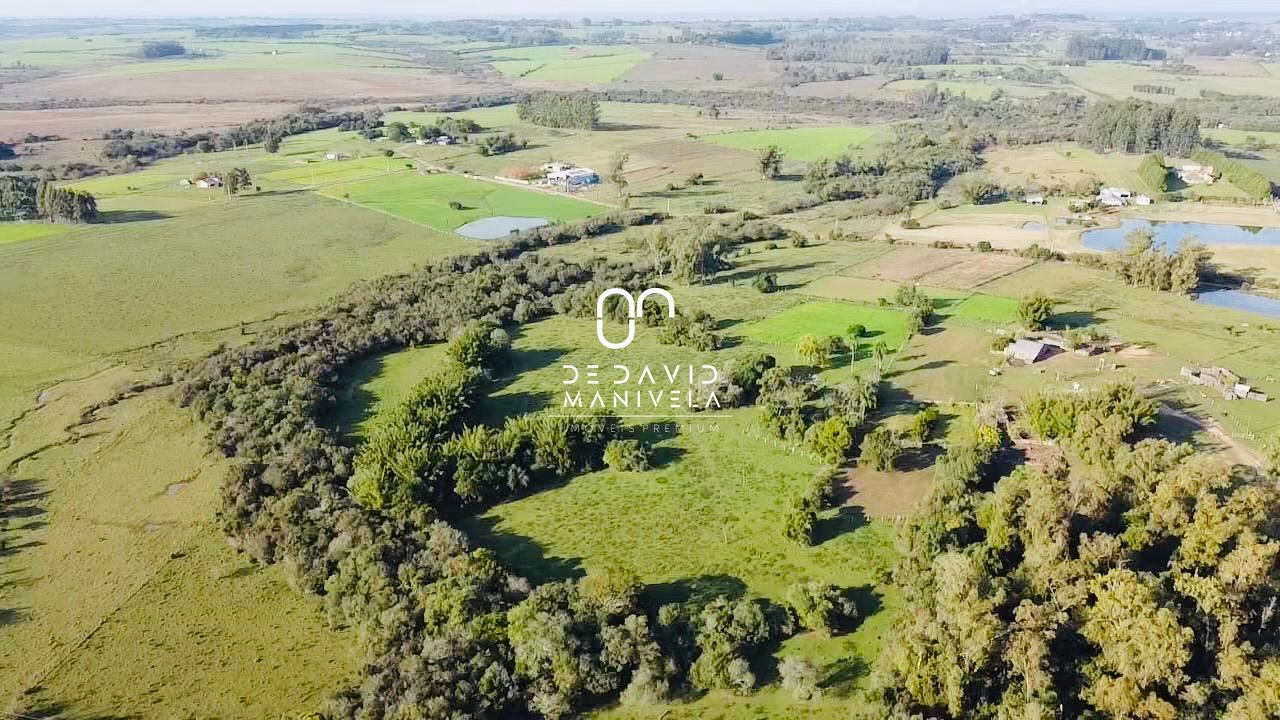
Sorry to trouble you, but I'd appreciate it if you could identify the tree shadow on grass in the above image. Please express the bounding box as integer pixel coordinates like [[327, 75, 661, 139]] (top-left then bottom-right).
[[95, 210, 171, 224], [821, 654, 871, 698], [647, 573, 748, 607], [814, 504, 868, 545], [459, 516, 585, 585]]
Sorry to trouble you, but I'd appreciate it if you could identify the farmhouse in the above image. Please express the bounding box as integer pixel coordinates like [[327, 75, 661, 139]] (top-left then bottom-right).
[[1097, 187, 1132, 208], [1005, 338, 1053, 365], [547, 167, 601, 188], [1177, 164, 1216, 185], [1024, 193, 1046, 206], [325, 152, 347, 160], [195, 176, 223, 189]]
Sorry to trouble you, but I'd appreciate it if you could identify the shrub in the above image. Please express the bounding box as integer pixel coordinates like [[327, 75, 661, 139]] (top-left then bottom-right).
[[779, 657, 821, 700], [785, 580, 858, 635], [805, 417, 853, 464], [753, 272, 778, 293], [858, 426, 901, 471], [603, 439, 652, 472]]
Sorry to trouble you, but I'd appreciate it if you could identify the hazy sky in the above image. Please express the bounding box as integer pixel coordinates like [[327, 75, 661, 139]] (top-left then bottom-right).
[[0, 0, 1268, 19]]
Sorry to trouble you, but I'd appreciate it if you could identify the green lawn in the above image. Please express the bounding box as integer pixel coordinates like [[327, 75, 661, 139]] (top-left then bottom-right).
[[263, 156, 405, 186], [318, 172, 605, 231], [0, 222, 67, 246], [741, 300, 910, 362], [947, 293, 1021, 325], [701, 126, 894, 163]]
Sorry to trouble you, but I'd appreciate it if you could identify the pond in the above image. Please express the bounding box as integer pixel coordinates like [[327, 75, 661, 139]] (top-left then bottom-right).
[[456, 216, 550, 240], [1082, 219, 1280, 252], [1195, 289, 1280, 319]]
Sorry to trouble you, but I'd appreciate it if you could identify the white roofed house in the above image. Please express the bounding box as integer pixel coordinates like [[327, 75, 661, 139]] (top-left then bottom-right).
[[1096, 187, 1131, 208], [1005, 339, 1053, 365], [546, 167, 600, 188]]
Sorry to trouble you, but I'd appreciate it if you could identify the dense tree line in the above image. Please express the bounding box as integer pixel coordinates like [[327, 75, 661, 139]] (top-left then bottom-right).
[[1066, 35, 1166, 61], [1183, 95, 1280, 134], [860, 383, 1280, 719], [516, 91, 599, 130], [1192, 149, 1274, 201], [1133, 83, 1177, 96], [767, 35, 950, 65], [100, 107, 384, 163], [1081, 99, 1201, 156], [0, 176, 97, 223], [1108, 228, 1212, 294], [194, 23, 324, 38]]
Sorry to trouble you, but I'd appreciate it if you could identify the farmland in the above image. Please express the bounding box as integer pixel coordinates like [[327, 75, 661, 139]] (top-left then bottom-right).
[[4, 12, 1280, 720], [701, 125, 895, 162], [318, 172, 605, 231]]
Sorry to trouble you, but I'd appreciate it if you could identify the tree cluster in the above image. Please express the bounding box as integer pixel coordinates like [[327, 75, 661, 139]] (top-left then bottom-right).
[[861, 383, 1280, 719], [516, 91, 599, 130], [767, 35, 950, 65], [1109, 228, 1213, 295], [805, 132, 981, 205], [0, 176, 97, 223], [1192, 149, 1274, 201], [141, 41, 186, 58], [1081, 99, 1201, 156], [1065, 35, 1166, 61]]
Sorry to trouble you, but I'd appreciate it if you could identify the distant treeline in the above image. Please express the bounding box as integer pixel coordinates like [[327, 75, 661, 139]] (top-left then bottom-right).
[[516, 91, 599, 130], [100, 107, 383, 163], [194, 23, 324, 38], [715, 28, 779, 45], [803, 132, 981, 204], [1133, 83, 1176, 96], [141, 41, 186, 59], [1065, 35, 1166, 61], [0, 176, 97, 223], [1183, 94, 1280, 133], [1081, 99, 1200, 156], [767, 35, 950, 65]]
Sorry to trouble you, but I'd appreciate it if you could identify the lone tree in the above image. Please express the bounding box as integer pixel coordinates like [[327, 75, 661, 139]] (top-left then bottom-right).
[[1018, 293, 1056, 330], [263, 135, 280, 154], [609, 150, 629, 202], [757, 145, 784, 179], [796, 334, 831, 368]]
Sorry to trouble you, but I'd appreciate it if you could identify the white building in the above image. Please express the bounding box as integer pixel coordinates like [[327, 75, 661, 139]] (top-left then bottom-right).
[[542, 162, 574, 174], [195, 176, 223, 189], [1097, 187, 1132, 208], [1024, 194, 1046, 206], [546, 167, 600, 187]]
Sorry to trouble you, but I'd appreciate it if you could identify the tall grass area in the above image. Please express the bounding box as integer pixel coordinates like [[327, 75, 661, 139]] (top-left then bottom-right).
[[702, 125, 894, 162]]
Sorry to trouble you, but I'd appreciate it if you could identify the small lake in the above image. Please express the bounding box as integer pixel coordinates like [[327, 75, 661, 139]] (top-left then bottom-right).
[[456, 216, 550, 240], [1195, 289, 1280, 319], [1082, 219, 1280, 252]]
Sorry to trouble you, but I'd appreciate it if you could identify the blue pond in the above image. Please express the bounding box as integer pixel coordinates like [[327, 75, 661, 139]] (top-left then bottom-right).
[[455, 216, 550, 240], [1195, 289, 1280, 319], [1082, 219, 1280, 252]]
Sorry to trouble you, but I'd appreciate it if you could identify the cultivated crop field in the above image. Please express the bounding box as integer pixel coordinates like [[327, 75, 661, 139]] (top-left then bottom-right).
[[318, 172, 605, 231]]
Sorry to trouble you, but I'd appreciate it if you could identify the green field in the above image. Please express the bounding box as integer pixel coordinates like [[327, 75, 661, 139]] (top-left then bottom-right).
[[262, 155, 404, 186], [319, 172, 606, 231], [741, 300, 910, 362], [474, 44, 652, 82], [0, 222, 66, 246], [701, 126, 895, 163], [947, 293, 1021, 324]]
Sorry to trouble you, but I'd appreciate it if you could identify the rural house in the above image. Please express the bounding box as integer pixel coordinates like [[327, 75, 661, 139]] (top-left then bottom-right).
[[195, 176, 223, 189], [1005, 338, 1053, 365], [1097, 187, 1132, 208], [1024, 193, 1046, 205], [547, 167, 601, 188]]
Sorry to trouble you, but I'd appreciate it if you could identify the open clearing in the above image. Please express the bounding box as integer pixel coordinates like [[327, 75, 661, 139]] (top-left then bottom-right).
[[701, 125, 895, 162], [741, 300, 910, 361], [318, 172, 605, 231], [844, 244, 1033, 289], [471, 44, 651, 83]]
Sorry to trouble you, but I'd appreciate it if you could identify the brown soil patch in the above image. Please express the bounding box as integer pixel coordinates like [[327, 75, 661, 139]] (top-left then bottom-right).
[[0, 102, 296, 140], [838, 466, 933, 520], [845, 245, 1032, 289], [0, 68, 506, 103]]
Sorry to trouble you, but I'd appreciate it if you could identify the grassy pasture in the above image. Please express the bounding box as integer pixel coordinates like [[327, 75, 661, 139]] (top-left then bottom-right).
[[1203, 127, 1280, 148], [0, 193, 475, 360], [319, 172, 605, 231], [472, 44, 651, 82], [1064, 62, 1280, 101], [263, 155, 403, 186], [701, 125, 895, 163], [0, 223, 66, 246], [948, 293, 1021, 325]]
